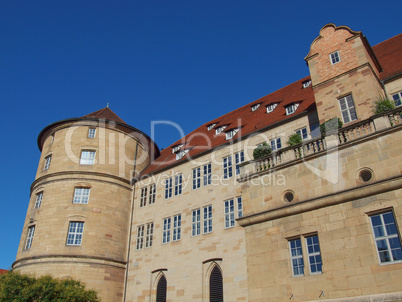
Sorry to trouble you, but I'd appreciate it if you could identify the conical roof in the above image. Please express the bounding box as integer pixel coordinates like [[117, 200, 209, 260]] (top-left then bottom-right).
[[82, 107, 126, 124]]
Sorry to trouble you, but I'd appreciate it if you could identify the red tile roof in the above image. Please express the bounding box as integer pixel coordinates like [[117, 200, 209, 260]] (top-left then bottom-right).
[[0, 269, 8, 275], [82, 107, 126, 124], [139, 34, 402, 177]]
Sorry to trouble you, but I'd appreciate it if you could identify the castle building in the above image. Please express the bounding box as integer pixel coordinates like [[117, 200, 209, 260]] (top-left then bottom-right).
[[14, 24, 402, 302]]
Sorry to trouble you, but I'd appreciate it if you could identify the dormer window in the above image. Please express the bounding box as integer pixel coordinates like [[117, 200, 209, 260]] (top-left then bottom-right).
[[207, 123, 216, 131], [286, 103, 299, 115], [225, 128, 240, 140], [251, 103, 261, 112], [330, 51, 340, 65], [216, 125, 227, 135], [172, 144, 184, 153], [266, 103, 278, 113], [176, 149, 189, 160], [302, 80, 312, 88]]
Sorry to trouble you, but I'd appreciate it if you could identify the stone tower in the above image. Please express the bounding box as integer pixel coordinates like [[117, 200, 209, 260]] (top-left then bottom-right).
[[13, 108, 159, 301]]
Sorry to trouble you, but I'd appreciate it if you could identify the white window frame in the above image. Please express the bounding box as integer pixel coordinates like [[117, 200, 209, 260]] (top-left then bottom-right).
[[224, 197, 243, 229], [145, 222, 154, 248], [191, 209, 201, 237], [270, 137, 282, 151], [251, 103, 261, 111], [172, 144, 183, 153], [88, 128, 96, 138], [80, 151, 96, 165], [330, 50, 341, 65], [305, 235, 323, 274], [44, 155, 52, 171], [289, 238, 304, 277], [370, 211, 402, 264], [338, 94, 357, 123], [215, 125, 227, 135], [66, 222, 84, 246], [296, 127, 308, 140], [165, 177, 172, 199], [302, 80, 312, 88], [34, 192, 43, 208], [172, 214, 181, 242], [193, 167, 201, 190], [392, 92, 402, 107], [207, 123, 216, 131], [225, 128, 240, 140], [140, 187, 148, 207], [174, 174, 182, 196], [136, 225, 144, 250], [148, 184, 156, 205], [286, 103, 299, 115], [223, 155, 233, 179], [162, 217, 171, 244], [25, 226, 35, 250], [176, 149, 189, 160], [237, 196, 243, 218], [266, 103, 278, 113], [203, 205, 213, 234], [235, 151, 245, 175], [203, 163, 212, 186], [73, 188, 90, 204]]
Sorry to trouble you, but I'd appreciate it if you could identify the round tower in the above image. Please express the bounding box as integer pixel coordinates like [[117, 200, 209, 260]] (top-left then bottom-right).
[[13, 108, 159, 301]]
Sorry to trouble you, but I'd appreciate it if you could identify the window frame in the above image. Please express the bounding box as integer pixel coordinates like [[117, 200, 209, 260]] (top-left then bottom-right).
[[140, 187, 148, 207], [165, 177, 172, 199], [251, 103, 261, 111], [270, 137, 282, 151], [193, 167, 201, 190], [285, 103, 299, 116], [73, 187, 90, 204], [25, 226, 35, 250], [80, 150, 96, 165], [145, 222, 154, 248], [392, 92, 402, 107], [34, 192, 43, 209], [338, 94, 357, 124], [330, 50, 341, 65], [235, 151, 245, 176], [305, 235, 323, 274], [289, 238, 304, 277], [148, 184, 156, 205], [88, 128, 96, 138], [224, 197, 242, 229], [174, 174, 182, 196], [204, 163, 212, 186], [43, 155, 52, 171], [203, 205, 213, 234], [296, 127, 308, 140], [192, 208, 201, 237], [162, 217, 171, 244], [66, 222, 84, 246], [172, 214, 181, 242], [136, 225, 144, 250], [223, 155, 233, 179]]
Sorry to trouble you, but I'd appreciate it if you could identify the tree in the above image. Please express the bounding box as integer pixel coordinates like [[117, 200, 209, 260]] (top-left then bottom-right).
[[0, 271, 100, 302]]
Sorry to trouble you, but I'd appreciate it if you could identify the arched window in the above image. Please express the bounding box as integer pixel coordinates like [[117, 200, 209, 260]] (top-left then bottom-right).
[[209, 266, 223, 302], [156, 275, 167, 302]]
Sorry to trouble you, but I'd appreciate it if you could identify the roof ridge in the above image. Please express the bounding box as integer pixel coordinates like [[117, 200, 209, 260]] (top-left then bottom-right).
[[82, 107, 126, 124]]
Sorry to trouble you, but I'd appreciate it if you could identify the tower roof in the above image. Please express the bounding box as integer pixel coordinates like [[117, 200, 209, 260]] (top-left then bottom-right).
[[81, 107, 126, 124]]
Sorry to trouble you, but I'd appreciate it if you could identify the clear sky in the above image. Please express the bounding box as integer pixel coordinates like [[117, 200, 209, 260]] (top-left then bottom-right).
[[0, 0, 401, 270]]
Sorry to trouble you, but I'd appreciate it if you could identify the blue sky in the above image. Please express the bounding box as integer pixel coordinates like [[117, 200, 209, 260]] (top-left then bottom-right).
[[0, 0, 401, 270]]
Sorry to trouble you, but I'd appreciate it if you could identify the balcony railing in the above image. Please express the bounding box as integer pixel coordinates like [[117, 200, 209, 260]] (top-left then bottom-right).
[[238, 108, 402, 180]]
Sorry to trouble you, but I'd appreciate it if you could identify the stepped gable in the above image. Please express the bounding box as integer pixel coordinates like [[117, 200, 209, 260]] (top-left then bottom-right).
[[140, 75, 315, 177], [372, 34, 402, 81], [82, 107, 126, 124], [139, 33, 402, 178]]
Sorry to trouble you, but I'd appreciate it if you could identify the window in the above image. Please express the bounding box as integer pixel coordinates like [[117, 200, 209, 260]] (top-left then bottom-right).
[[165, 178, 172, 199], [145, 222, 154, 248], [203, 205, 213, 234], [266, 103, 278, 113], [370, 211, 402, 263], [25, 226, 35, 250], [80, 151, 95, 165], [44, 155, 52, 170], [156, 275, 167, 302], [176, 149, 189, 160], [296, 127, 308, 140], [140, 187, 148, 207], [306, 235, 322, 274], [193, 167, 201, 189], [149, 184, 156, 205], [339, 94, 357, 123], [225, 128, 240, 140], [207, 123, 216, 131], [50, 133, 54, 144], [73, 188, 90, 204], [173, 214, 181, 241], [224, 197, 242, 228], [172, 144, 183, 153], [162, 217, 171, 244], [392, 92, 402, 107], [209, 266, 223, 302], [215, 125, 227, 135], [270, 137, 282, 151], [303, 80, 312, 88], [286, 103, 299, 115], [204, 163, 212, 186], [88, 128, 96, 138], [175, 174, 182, 196], [34, 192, 43, 208], [289, 238, 304, 276], [223, 156, 233, 179], [288, 234, 322, 277], [66, 222, 84, 246], [163, 214, 181, 243], [235, 151, 245, 175], [251, 103, 261, 111], [192, 209, 201, 236], [330, 50, 340, 64], [136, 225, 144, 250]]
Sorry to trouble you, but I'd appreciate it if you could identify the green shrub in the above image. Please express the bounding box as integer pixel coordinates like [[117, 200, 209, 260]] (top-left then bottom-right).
[[0, 271, 100, 302], [253, 142, 272, 160], [319, 117, 343, 137], [287, 133, 303, 146], [374, 97, 395, 114]]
